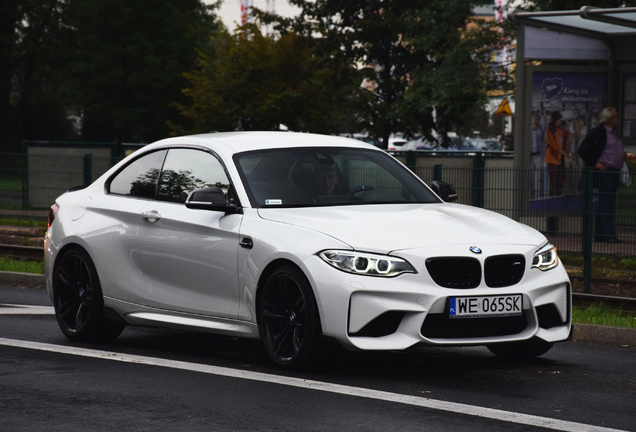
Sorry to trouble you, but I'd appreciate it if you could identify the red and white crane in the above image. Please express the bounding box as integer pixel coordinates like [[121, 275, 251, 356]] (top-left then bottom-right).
[[238, 0, 276, 26]]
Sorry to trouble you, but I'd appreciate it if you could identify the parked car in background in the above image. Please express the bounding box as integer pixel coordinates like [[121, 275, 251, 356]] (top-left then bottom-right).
[[384, 136, 435, 152], [387, 136, 408, 150], [45, 131, 571, 368], [405, 136, 438, 151], [456, 138, 479, 152], [472, 138, 504, 151], [390, 137, 422, 151], [400, 139, 420, 151]]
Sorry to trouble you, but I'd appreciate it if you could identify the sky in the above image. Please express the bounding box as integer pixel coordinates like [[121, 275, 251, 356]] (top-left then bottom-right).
[[211, 1, 505, 31], [210, 0, 301, 30]]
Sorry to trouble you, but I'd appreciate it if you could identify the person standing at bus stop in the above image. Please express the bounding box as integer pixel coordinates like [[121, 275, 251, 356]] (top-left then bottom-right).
[[578, 107, 627, 243], [545, 111, 565, 196]]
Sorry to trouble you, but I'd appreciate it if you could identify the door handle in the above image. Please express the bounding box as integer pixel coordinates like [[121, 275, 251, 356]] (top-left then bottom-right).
[[239, 237, 253, 249], [141, 211, 161, 223]]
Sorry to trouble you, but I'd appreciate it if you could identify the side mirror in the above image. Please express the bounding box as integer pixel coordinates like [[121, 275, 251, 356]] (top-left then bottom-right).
[[431, 181, 458, 202], [185, 187, 242, 214]]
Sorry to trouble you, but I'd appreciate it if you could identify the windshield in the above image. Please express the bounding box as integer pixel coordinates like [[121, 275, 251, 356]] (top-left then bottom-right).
[[235, 147, 440, 208]]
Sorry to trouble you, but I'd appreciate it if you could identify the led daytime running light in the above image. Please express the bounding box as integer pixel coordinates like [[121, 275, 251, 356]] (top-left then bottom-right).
[[532, 245, 558, 271], [320, 250, 415, 277]]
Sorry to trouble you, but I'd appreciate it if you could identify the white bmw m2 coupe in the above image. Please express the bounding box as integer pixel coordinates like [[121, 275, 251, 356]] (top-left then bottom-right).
[[45, 132, 571, 367]]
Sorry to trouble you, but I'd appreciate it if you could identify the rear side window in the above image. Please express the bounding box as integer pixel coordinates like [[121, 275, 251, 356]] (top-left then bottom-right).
[[108, 150, 167, 198]]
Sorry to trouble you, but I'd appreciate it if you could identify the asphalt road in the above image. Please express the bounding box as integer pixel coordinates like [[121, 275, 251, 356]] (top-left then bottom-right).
[[1, 284, 634, 432]]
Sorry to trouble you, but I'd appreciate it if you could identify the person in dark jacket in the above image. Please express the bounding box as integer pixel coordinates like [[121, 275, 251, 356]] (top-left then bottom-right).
[[578, 107, 626, 243]]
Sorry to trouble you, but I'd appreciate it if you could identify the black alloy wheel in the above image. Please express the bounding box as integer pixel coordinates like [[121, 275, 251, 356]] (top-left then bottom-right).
[[258, 265, 319, 368], [53, 247, 124, 342]]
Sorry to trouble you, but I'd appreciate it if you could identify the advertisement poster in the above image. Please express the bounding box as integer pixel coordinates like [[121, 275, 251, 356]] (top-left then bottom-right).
[[623, 74, 636, 141], [529, 72, 607, 204]]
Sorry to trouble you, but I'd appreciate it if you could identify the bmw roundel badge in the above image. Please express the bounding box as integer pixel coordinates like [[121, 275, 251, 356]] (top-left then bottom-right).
[[469, 246, 482, 254]]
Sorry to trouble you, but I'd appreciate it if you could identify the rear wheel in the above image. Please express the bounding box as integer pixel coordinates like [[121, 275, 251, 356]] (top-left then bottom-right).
[[53, 247, 125, 342], [487, 338, 554, 359], [257, 265, 319, 368]]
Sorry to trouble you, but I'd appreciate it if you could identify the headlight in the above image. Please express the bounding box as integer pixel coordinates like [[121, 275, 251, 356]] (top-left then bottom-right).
[[532, 245, 558, 271], [319, 250, 416, 277]]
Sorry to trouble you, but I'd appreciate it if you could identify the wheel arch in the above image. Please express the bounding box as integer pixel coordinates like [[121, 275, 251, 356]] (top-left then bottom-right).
[[53, 242, 88, 273], [51, 243, 104, 306], [255, 258, 323, 335], [51, 241, 126, 342]]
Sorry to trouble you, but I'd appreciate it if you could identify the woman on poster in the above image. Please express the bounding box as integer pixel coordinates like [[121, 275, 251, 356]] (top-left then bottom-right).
[[564, 117, 585, 192]]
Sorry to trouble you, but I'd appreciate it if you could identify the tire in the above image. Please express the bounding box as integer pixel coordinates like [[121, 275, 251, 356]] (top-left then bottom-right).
[[487, 337, 554, 359], [257, 265, 319, 368], [53, 247, 125, 342]]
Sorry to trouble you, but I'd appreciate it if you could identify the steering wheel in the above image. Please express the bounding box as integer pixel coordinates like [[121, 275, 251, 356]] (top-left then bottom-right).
[[347, 185, 375, 195]]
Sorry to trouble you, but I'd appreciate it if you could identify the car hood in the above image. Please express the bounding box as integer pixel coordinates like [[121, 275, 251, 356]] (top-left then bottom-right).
[[257, 203, 547, 253]]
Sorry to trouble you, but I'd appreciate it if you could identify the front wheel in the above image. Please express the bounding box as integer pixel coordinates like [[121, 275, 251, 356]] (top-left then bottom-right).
[[257, 265, 319, 368], [53, 247, 125, 342], [487, 338, 554, 359]]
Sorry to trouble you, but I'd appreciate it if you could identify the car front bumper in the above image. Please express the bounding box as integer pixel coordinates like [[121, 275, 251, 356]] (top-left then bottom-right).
[[304, 246, 571, 351]]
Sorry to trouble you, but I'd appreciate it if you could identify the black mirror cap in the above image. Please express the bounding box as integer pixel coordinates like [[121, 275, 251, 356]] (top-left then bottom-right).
[[431, 181, 458, 202], [185, 187, 242, 214]]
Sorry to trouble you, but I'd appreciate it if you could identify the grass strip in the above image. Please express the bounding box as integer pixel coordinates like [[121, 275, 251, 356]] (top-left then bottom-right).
[[0, 218, 47, 228], [573, 301, 636, 328], [0, 257, 45, 275]]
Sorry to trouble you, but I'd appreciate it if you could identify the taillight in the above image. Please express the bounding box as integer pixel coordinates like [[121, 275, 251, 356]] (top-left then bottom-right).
[[48, 204, 59, 229]]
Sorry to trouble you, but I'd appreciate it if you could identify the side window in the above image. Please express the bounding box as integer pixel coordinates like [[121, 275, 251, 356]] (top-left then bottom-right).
[[157, 148, 230, 204], [108, 150, 167, 198]]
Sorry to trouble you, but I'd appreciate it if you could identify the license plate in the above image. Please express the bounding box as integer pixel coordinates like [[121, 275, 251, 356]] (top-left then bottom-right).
[[449, 294, 523, 318]]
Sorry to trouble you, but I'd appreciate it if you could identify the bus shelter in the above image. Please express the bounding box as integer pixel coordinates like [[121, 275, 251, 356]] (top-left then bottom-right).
[[511, 6, 636, 221], [513, 6, 636, 169]]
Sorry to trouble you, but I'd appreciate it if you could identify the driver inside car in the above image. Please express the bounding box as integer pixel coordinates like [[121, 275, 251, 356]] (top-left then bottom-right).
[[290, 153, 341, 198], [316, 164, 339, 195]]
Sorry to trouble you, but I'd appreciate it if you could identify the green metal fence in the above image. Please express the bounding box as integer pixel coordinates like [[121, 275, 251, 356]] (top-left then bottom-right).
[[0, 141, 144, 208], [1, 148, 634, 293], [394, 151, 636, 260], [0, 152, 124, 208]]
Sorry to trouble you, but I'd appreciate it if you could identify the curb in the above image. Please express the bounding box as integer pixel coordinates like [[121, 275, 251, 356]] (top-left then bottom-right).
[[0, 210, 48, 220], [0, 271, 45, 289], [573, 323, 636, 347], [1, 271, 634, 348]]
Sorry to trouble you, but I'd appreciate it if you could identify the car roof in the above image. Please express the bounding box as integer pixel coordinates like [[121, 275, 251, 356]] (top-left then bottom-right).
[[147, 131, 379, 158]]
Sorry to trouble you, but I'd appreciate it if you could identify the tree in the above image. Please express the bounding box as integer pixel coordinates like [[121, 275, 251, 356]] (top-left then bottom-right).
[[64, 0, 221, 144], [172, 25, 362, 135], [0, 1, 24, 152], [262, 0, 503, 148], [0, 0, 221, 152], [0, 0, 75, 153]]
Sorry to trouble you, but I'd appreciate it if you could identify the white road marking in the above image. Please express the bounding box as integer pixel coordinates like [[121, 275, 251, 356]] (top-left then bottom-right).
[[0, 336, 626, 432], [0, 304, 54, 315]]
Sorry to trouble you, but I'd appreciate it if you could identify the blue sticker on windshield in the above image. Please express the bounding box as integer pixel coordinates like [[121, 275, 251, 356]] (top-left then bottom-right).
[[265, 199, 283, 205]]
